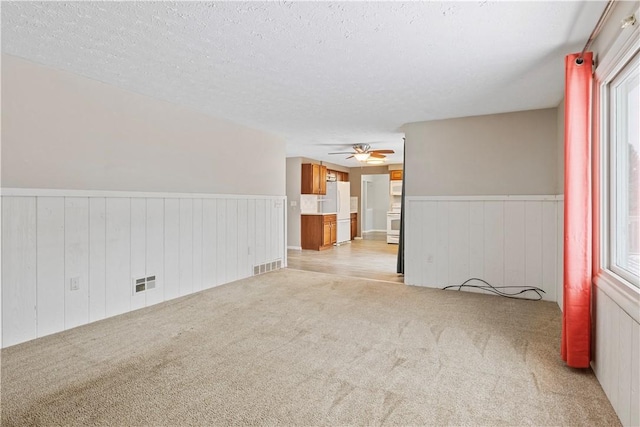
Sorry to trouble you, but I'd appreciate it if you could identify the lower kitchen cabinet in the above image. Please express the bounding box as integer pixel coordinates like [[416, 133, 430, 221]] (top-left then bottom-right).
[[301, 214, 337, 250]]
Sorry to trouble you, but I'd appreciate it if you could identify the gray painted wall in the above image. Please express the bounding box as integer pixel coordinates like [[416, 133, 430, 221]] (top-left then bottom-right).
[[2, 55, 286, 195], [402, 108, 559, 196], [557, 99, 565, 194]]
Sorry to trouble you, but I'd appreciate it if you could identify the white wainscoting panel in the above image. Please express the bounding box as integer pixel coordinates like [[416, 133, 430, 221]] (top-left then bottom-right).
[[541, 201, 558, 303], [130, 198, 147, 311], [247, 199, 257, 271], [484, 201, 505, 287], [592, 284, 640, 427], [192, 199, 203, 293], [255, 199, 266, 271], [146, 198, 164, 307], [216, 200, 228, 286], [468, 201, 484, 284], [179, 198, 194, 297], [164, 199, 180, 301], [2, 197, 37, 347], [225, 199, 240, 282], [65, 197, 90, 329], [36, 197, 65, 337], [435, 201, 449, 286], [202, 199, 217, 290], [556, 200, 565, 311], [237, 199, 249, 280], [105, 198, 131, 318], [1, 190, 286, 348], [89, 198, 107, 322], [405, 196, 563, 302]]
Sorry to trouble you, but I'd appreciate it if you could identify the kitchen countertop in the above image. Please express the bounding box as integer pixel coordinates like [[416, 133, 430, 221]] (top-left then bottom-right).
[[301, 212, 337, 215]]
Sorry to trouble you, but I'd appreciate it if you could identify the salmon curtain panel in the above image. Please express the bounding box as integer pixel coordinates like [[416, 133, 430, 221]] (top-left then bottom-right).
[[561, 52, 593, 368]]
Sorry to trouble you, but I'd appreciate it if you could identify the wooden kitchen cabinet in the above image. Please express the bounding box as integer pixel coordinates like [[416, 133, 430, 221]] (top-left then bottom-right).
[[390, 170, 403, 181], [301, 163, 327, 195], [326, 169, 350, 182], [301, 214, 337, 250], [350, 213, 357, 240], [320, 166, 327, 194], [323, 219, 335, 247], [335, 171, 349, 182], [330, 216, 337, 243]]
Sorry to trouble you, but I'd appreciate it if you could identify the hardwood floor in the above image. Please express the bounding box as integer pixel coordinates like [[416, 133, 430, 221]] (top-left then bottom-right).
[[287, 237, 404, 283], [361, 230, 387, 241]]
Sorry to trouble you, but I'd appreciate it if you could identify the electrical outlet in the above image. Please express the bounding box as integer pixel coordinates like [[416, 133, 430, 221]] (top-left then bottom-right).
[[70, 277, 80, 291]]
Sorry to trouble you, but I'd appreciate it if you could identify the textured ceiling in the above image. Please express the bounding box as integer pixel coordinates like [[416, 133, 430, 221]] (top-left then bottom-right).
[[2, 1, 606, 167]]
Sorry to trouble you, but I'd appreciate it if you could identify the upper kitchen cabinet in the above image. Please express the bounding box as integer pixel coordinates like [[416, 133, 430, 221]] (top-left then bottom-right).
[[326, 169, 349, 182], [301, 163, 327, 195], [390, 170, 403, 181]]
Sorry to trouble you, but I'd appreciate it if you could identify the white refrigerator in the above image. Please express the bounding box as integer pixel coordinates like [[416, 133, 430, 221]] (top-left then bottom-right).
[[323, 181, 351, 244]]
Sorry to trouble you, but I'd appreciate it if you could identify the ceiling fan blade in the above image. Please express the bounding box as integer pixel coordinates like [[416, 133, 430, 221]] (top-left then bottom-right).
[[370, 149, 394, 154], [329, 151, 356, 155], [369, 152, 386, 159]]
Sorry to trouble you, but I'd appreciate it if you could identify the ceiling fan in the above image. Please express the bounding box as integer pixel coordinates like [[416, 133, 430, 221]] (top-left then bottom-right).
[[329, 144, 394, 161]]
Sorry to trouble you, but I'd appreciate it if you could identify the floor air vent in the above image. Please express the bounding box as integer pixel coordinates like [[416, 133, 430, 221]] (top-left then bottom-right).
[[253, 260, 283, 276]]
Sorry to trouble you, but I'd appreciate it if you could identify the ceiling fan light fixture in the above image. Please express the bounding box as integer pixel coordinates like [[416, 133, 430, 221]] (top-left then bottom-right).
[[354, 152, 371, 161], [367, 158, 386, 165]]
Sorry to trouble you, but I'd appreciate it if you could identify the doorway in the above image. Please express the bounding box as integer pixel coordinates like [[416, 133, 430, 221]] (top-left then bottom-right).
[[361, 174, 390, 240], [286, 164, 402, 284]]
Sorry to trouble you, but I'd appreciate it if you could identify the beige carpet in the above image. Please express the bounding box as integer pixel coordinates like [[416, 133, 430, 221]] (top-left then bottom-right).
[[1, 269, 619, 426]]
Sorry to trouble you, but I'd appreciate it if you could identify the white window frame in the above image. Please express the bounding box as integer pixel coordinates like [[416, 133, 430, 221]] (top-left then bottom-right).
[[593, 7, 640, 324], [608, 50, 639, 285]]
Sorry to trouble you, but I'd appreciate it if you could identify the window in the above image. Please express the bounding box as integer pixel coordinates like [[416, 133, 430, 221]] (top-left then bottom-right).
[[605, 50, 639, 287], [593, 7, 640, 320], [610, 52, 639, 284]]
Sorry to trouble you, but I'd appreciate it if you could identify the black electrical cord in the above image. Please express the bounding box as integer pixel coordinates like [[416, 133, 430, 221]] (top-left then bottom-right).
[[442, 278, 545, 301]]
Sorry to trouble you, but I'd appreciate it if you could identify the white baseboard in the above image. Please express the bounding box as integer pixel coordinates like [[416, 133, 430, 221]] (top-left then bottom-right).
[[287, 246, 302, 251]]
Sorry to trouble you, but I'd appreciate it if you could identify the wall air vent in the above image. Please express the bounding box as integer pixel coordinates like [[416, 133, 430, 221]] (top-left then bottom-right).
[[133, 275, 157, 294], [146, 275, 156, 289], [134, 278, 146, 293], [252, 260, 283, 276]]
